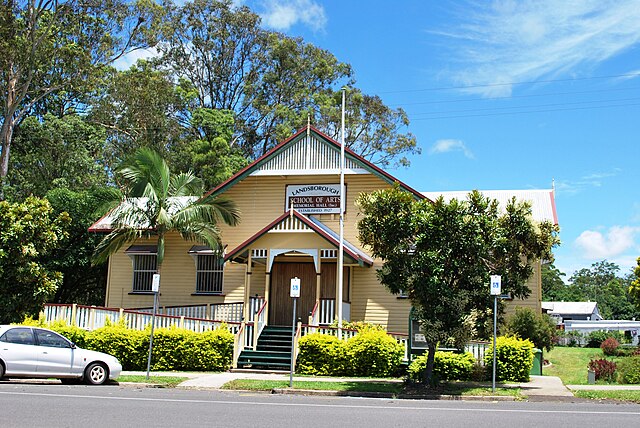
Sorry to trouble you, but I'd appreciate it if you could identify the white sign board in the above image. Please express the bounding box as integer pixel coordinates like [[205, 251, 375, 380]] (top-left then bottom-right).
[[290, 277, 301, 298], [152, 274, 160, 293], [490, 275, 501, 296], [285, 184, 342, 214]]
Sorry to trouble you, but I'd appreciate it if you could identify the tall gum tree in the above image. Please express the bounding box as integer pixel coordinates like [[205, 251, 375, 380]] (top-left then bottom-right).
[[357, 186, 559, 385], [0, 0, 161, 194]]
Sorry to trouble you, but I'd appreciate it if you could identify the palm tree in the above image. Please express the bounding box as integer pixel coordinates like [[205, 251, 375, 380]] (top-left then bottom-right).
[[92, 148, 240, 272]]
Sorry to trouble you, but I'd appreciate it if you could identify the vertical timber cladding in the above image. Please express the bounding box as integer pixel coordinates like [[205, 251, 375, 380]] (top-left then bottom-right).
[[269, 261, 317, 325], [320, 262, 350, 301]]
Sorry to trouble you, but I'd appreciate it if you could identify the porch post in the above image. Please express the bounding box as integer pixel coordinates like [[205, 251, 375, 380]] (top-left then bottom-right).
[[264, 249, 271, 323], [242, 250, 253, 322], [314, 260, 322, 325]]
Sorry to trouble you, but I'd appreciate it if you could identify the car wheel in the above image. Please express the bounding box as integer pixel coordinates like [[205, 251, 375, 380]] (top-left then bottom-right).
[[84, 362, 108, 385], [0, 361, 5, 379]]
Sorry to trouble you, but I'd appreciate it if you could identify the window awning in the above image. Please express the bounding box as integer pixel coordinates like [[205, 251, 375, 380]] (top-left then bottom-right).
[[124, 245, 157, 255], [188, 245, 224, 255]]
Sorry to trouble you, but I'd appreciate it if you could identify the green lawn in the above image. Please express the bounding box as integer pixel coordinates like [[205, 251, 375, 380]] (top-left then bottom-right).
[[574, 390, 640, 403], [116, 375, 189, 387], [544, 347, 604, 385], [221, 379, 521, 398]]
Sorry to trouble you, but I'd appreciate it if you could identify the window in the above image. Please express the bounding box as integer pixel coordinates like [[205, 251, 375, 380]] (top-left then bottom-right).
[[35, 329, 71, 348], [0, 328, 35, 345], [195, 252, 224, 294], [125, 245, 158, 293], [132, 254, 157, 292]]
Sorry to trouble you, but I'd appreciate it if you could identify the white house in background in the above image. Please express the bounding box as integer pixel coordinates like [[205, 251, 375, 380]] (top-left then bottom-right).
[[542, 301, 604, 324], [564, 320, 640, 346]]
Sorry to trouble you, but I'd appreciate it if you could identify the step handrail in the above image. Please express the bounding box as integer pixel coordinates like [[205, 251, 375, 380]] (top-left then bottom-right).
[[253, 299, 268, 349], [308, 300, 319, 327], [233, 321, 246, 368], [291, 321, 302, 372]]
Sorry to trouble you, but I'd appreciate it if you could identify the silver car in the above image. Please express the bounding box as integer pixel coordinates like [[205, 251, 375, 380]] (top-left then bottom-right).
[[0, 325, 122, 385]]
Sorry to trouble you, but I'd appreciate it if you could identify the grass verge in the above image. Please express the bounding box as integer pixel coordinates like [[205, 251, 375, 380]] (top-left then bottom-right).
[[574, 390, 640, 403], [544, 347, 628, 385], [221, 379, 520, 397], [116, 375, 189, 387]]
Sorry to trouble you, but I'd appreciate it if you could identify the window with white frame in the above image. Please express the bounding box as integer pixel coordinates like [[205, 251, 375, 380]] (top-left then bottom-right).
[[125, 245, 158, 293], [191, 247, 224, 294], [132, 254, 157, 292]]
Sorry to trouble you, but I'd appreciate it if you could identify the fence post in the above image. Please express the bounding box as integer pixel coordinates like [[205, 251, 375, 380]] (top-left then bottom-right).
[[71, 303, 77, 327], [206, 303, 212, 320], [89, 306, 96, 330], [180, 316, 185, 329]]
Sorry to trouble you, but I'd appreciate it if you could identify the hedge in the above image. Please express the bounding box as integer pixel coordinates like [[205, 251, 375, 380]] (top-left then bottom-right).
[[296, 328, 404, 377], [20, 318, 233, 372], [484, 335, 534, 382], [408, 351, 476, 382]]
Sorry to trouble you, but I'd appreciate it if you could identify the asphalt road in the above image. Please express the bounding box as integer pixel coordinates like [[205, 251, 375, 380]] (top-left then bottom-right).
[[1, 381, 639, 428]]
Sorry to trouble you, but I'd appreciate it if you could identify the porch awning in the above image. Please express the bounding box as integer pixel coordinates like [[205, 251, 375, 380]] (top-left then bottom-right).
[[225, 209, 374, 267]]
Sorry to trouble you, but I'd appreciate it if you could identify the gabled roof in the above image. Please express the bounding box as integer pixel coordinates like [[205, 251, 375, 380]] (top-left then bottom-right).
[[421, 189, 558, 225], [205, 126, 424, 199], [225, 209, 374, 267]]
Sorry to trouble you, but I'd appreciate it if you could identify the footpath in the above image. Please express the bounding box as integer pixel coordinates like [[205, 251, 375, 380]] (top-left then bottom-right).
[[121, 371, 582, 401]]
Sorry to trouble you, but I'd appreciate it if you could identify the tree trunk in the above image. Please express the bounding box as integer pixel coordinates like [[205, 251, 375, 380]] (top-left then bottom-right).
[[422, 344, 437, 386]]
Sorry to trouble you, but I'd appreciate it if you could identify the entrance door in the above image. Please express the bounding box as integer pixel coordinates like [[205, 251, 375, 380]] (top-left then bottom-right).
[[269, 261, 317, 326]]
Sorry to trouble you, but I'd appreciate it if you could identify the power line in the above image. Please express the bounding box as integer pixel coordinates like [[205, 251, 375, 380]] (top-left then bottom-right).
[[410, 101, 640, 121], [410, 96, 640, 117], [389, 86, 640, 107], [380, 72, 640, 94]]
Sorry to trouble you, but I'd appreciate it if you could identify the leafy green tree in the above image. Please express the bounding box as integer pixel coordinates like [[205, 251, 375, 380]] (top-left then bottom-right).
[[171, 108, 248, 189], [0, 0, 159, 189], [506, 307, 557, 352], [314, 88, 420, 168], [5, 114, 108, 200], [0, 196, 70, 323], [88, 60, 191, 169], [92, 148, 240, 274], [630, 257, 640, 310], [46, 187, 119, 305], [569, 261, 638, 319], [357, 186, 559, 384]]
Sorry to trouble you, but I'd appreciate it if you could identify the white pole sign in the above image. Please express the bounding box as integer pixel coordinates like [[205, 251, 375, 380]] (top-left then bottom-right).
[[152, 274, 160, 293], [290, 277, 301, 298], [490, 275, 501, 296]]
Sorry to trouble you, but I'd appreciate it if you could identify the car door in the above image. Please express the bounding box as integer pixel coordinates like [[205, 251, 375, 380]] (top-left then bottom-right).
[[0, 327, 39, 375], [34, 329, 76, 376]]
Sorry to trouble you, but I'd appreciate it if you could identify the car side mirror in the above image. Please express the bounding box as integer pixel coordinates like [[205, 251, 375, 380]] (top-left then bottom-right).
[[69, 342, 77, 349]]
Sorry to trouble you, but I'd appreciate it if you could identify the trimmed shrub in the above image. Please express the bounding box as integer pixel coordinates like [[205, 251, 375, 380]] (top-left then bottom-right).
[[408, 351, 476, 382], [616, 356, 640, 384], [588, 358, 617, 382], [86, 325, 148, 370], [505, 307, 556, 352], [484, 335, 534, 382], [296, 333, 345, 376], [343, 328, 404, 377], [149, 327, 233, 371], [296, 329, 404, 377], [600, 337, 620, 356]]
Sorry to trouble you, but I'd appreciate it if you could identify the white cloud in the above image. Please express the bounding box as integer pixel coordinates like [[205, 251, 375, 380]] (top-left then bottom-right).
[[440, 1, 640, 96], [112, 47, 160, 71], [259, 0, 327, 31], [554, 168, 621, 195], [429, 139, 474, 158], [574, 225, 639, 259]]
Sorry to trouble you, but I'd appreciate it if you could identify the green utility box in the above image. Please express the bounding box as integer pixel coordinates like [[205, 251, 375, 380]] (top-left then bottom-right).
[[530, 348, 543, 375]]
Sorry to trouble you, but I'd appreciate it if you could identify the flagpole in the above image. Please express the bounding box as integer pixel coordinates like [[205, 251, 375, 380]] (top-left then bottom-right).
[[338, 87, 346, 332]]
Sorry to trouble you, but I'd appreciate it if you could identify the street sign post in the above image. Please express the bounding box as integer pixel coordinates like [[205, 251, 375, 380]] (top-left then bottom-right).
[[490, 275, 501, 392], [146, 273, 161, 379], [289, 277, 300, 387]]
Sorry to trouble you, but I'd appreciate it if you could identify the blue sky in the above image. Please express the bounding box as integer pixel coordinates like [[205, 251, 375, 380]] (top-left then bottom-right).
[[245, 0, 640, 278]]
